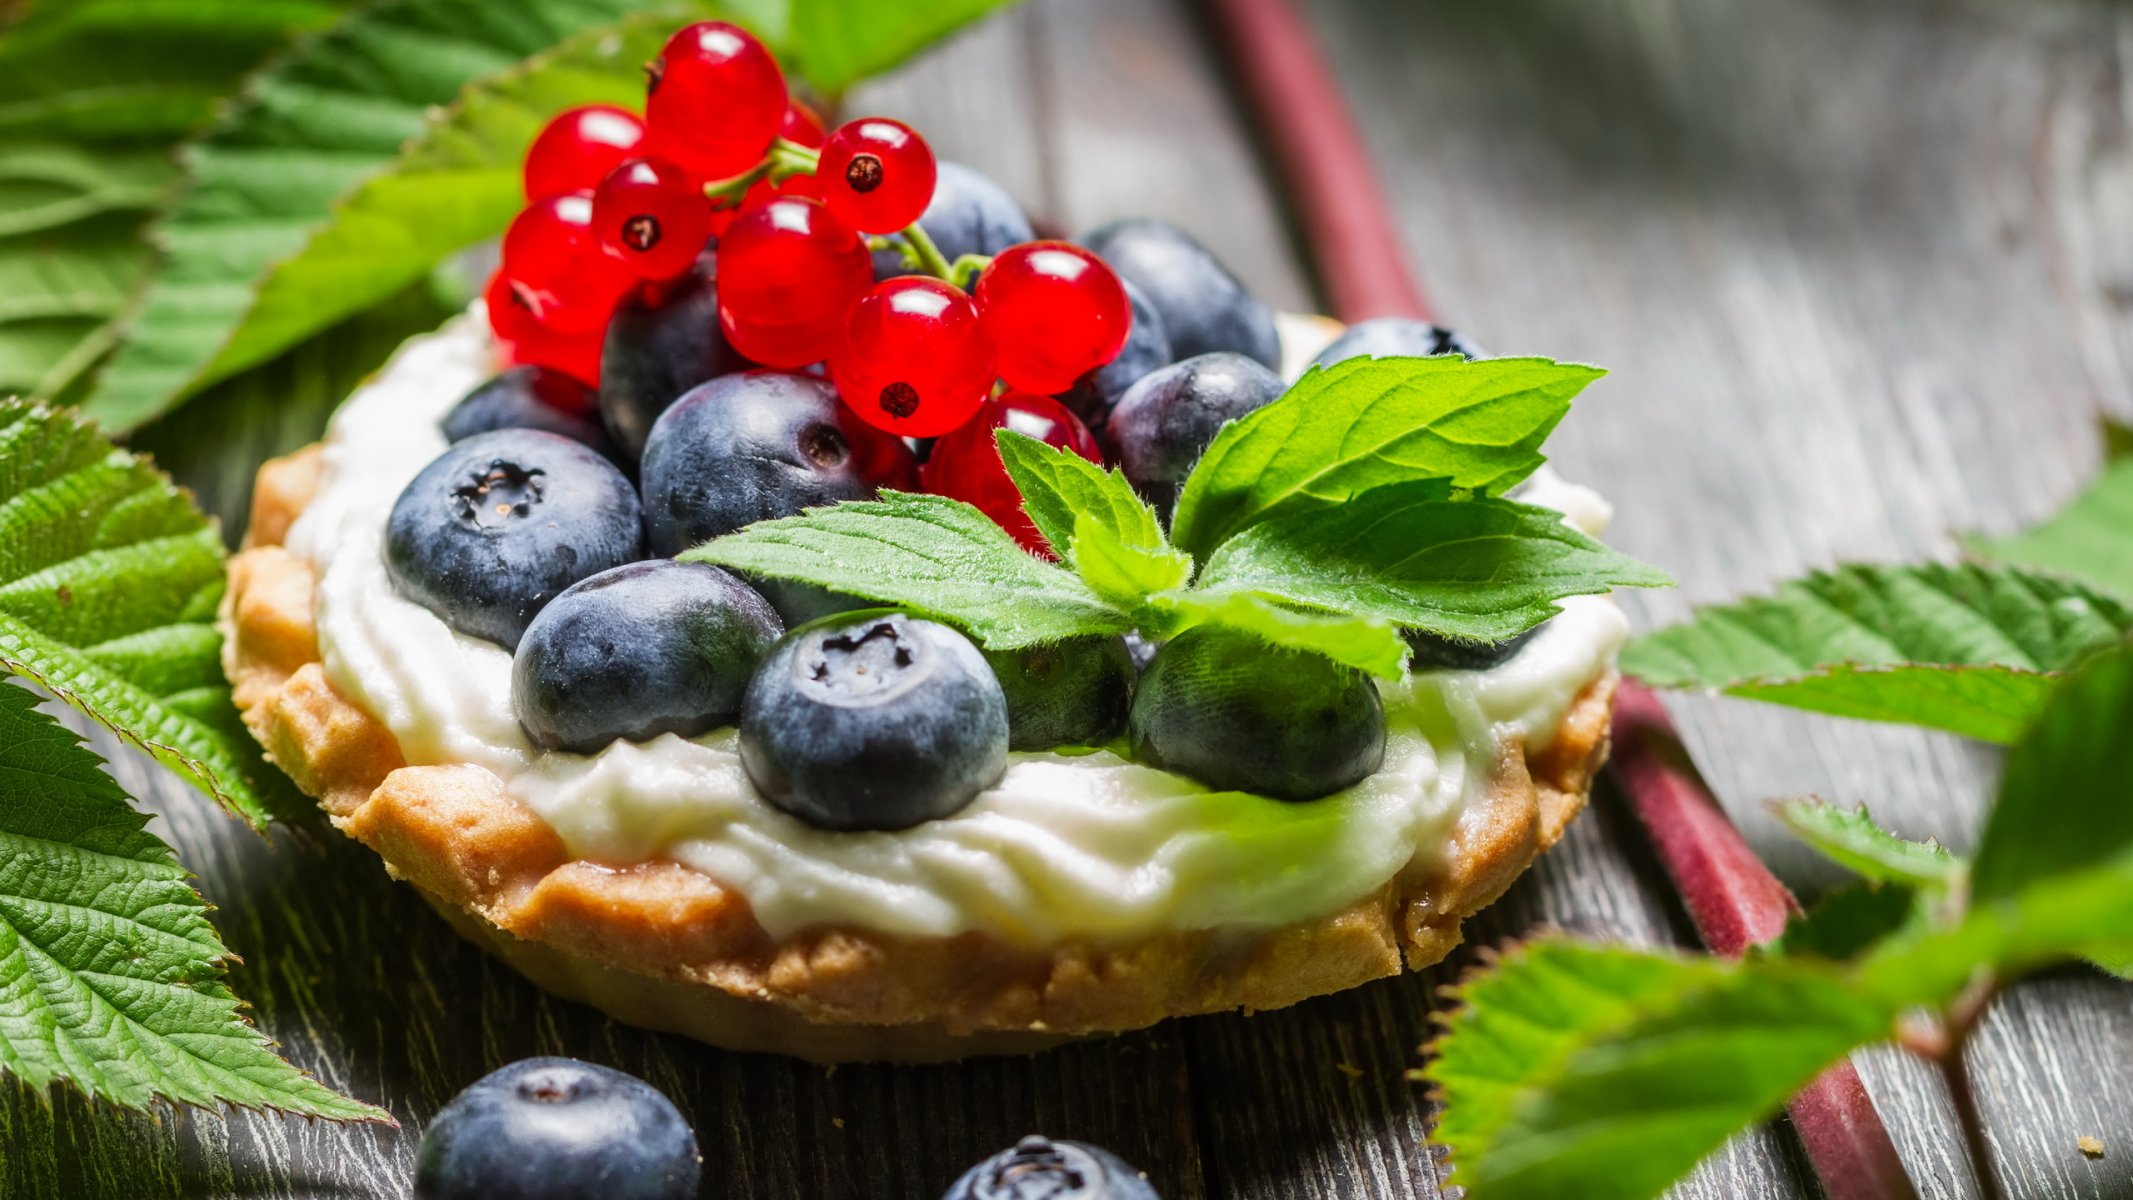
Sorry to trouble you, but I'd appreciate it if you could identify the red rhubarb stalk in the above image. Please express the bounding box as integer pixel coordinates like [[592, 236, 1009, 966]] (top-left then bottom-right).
[[1200, 1, 1918, 1194]]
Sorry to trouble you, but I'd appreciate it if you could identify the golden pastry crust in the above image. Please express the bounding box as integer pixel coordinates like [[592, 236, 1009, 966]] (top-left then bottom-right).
[[224, 445, 1614, 1061]]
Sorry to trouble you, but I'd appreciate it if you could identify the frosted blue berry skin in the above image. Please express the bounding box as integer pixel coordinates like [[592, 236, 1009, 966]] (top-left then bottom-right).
[[599, 261, 750, 462], [1078, 218, 1279, 369], [512, 561, 783, 753], [385, 429, 643, 650], [740, 611, 1008, 831], [983, 636, 1135, 750], [1105, 352, 1283, 513], [639, 370, 918, 557], [1128, 625, 1384, 803], [1404, 621, 1545, 671], [871, 160, 1034, 280], [413, 1057, 700, 1200], [441, 366, 614, 460], [940, 1135, 1161, 1200], [1311, 317, 1486, 368], [1058, 278, 1172, 431]]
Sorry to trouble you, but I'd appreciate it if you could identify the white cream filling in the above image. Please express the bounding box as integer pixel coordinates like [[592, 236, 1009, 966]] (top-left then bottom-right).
[[286, 310, 1627, 946]]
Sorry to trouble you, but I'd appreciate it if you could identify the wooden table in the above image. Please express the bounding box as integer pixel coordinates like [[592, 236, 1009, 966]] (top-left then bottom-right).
[[6, 0, 2130, 1196]]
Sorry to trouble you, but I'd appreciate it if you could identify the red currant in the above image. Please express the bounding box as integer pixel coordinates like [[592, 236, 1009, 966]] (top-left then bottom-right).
[[780, 99, 827, 149], [974, 242, 1132, 395], [716, 195, 872, 367], [645, 22, 787, 181], [485, 271, 604, 386], [922, 392, 1100, 554], [500, 192, 635, 333], [829, 277, 996, 438], [523, 105, 645, 200], [816, 118, 936, 234], [590, 157, 709, 280]]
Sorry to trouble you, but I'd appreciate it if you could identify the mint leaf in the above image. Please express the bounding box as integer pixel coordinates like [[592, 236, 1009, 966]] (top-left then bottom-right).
[[994, 429, 1164, 566], [0, 400, 291, 826], [1148, 589, 1408, 680], [1073, 514, 1191, 608], [683, 491, 1131, 649], [783, 0, 1020, 95], [1773, 798, 1961, 889], [1169, 356, 1599, 558], [0, 680, 383, 1120], [1622, 563, 2133, 743], [1770, 884, 1922, 961], [1196, 480, 1669, 643], [1966, 458, 2133, 602]]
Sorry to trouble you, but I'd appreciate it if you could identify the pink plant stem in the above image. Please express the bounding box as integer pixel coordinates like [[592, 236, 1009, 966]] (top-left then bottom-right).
[[1198, 1, 1920, 1193]]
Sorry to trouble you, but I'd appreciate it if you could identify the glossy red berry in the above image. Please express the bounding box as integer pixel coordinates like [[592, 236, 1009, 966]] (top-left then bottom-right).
[[974, 242, 1133, 395], [523, 105, 645, 200], [591, 157, 709, 280], [780, 99, 827, 149], [645, 22, 787, 181], [716, 195, 872, 367], [485, 271, 604, 386], [500, 192, 635, 333], [829, 277, 996, 438], [922, 392, 1100, 554], [816, 118, 936, 234]]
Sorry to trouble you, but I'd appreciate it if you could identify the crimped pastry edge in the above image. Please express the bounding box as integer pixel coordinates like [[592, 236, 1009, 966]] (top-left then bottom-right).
[[223, 444, 1613, 1062]]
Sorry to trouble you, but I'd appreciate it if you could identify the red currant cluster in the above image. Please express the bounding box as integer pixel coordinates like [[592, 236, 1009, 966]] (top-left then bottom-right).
[[489, 21, 1136, 552]]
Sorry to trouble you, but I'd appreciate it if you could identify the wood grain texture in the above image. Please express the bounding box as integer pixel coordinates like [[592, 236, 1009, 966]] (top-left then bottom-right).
[[6, 0, 2132, 1197]]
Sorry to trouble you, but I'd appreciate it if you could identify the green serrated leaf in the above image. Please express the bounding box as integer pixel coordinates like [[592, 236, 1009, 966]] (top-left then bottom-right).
[[1073, 514, 1190, 608], [1768, 883, 1922, 961], [1170, 355, 1600, 558], [0, 399, 292, 826], [1149, 588, 1407, 680], [1773, 797, 1963, 889], [784, 0, 1019, 95], [0, 680, 383, 1120], [1195, 479, 1669, 644], [683, 491, 1131, 649], [1966, 458, 2133, 603], [994, 429, 1163, 566], [1623, 563, 2133, 743]]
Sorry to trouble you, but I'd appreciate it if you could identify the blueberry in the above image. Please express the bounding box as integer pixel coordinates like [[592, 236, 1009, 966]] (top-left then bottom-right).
[[941, 1135, 1161, 1200], [983, 637, 1135, 750], [1129, 625, 1384, 802], [1405, 620, 1546, 671], [1058, 278, 1172, 432], [600, 262, 751, 463], [1078, 218, 1280, 369], [1105, 352, 1284, 513], [1311, 317, 1487, 369], [872, 160, 1035, 280], [441, 366, 614, 459], [748, 576, 874, 627], [413, 1057, 699, 1200], [740, 611, 1008, 831], [386, 430, 643, 649], [512, 561, 783, 753], [639, 370, 919, 556]]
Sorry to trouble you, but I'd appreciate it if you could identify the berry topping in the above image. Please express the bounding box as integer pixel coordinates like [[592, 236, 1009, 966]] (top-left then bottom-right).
[[1311, 316, 1487, 368], [921, 391, 1100, 553], [512, 561, 782, 753], [1129, 625, 1385, 803], [385, 430, 643, 649], [1079, 218, 1281, 369], [871, 160, 1034, 280], [590, 157, 710, 281], [500, 192, 635, 334], [1057, 277, 1172, 431], [639, 370, 917, 556], [829, 276, 996, 438], [974, 241, 1132, 396], [715, 194, 873, 367], [1405, 621, 1546, 671], [414, 1057, 700, 1200], [441, 366, 614, 460], [982, 637, 1135, 750], [644, 21, 787, 180], [522, 104, 646, 201], [740, 611, 1009, 832], [1105, 352, 1283, 513], [598, 259, 750, 462], [941, 1136, 1161, 1200], [817, 117, 937, 234], [780, 98, 827, 148]]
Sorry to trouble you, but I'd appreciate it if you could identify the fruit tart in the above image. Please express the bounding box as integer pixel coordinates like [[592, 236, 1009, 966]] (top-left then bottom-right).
[[223, 21, 1664, 1062]]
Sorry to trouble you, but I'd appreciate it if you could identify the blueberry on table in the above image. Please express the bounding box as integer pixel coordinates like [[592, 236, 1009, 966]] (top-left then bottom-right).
[[599, 261, 750, 462], [413, 1057, 699, 1200], [1078, 217, 1280, 369], [1106, 352, 1284, 513], [640, 370, 919, 556], [740, 611, 1009, 831], [941, 1135, 1161, 1200], [512, 561, 784, 753], [440, 366, 614, 459], [983, 636, 1135, 750], [1405, 620, 1547, 671], [1058, 278, 1172, 431], [872, 160, 1035, 279], [1129, 625, 1385, 802], [385, 429, 643, 649], [1311, 316, 1487, 368]]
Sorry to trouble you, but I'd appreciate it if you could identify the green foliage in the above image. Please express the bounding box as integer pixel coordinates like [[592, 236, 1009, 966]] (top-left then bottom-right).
[[1769, 883, 1922, 961], [768, 0, 1020, 95], [994, 429, 1165, 567], [1622, 563, 2132, 742], [1147, 589, 1408, 680], [1966, 458, 2133, 602], [1773, 798, 1961, 889], [0, 400, 291, 826], [0, 681, 382, 1119]]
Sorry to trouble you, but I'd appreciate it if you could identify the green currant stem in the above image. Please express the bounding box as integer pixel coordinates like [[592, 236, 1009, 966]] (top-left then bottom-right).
[[947, 254, 992, 290], [701, 161, 773, 207], [898, 221, 956, 283]]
